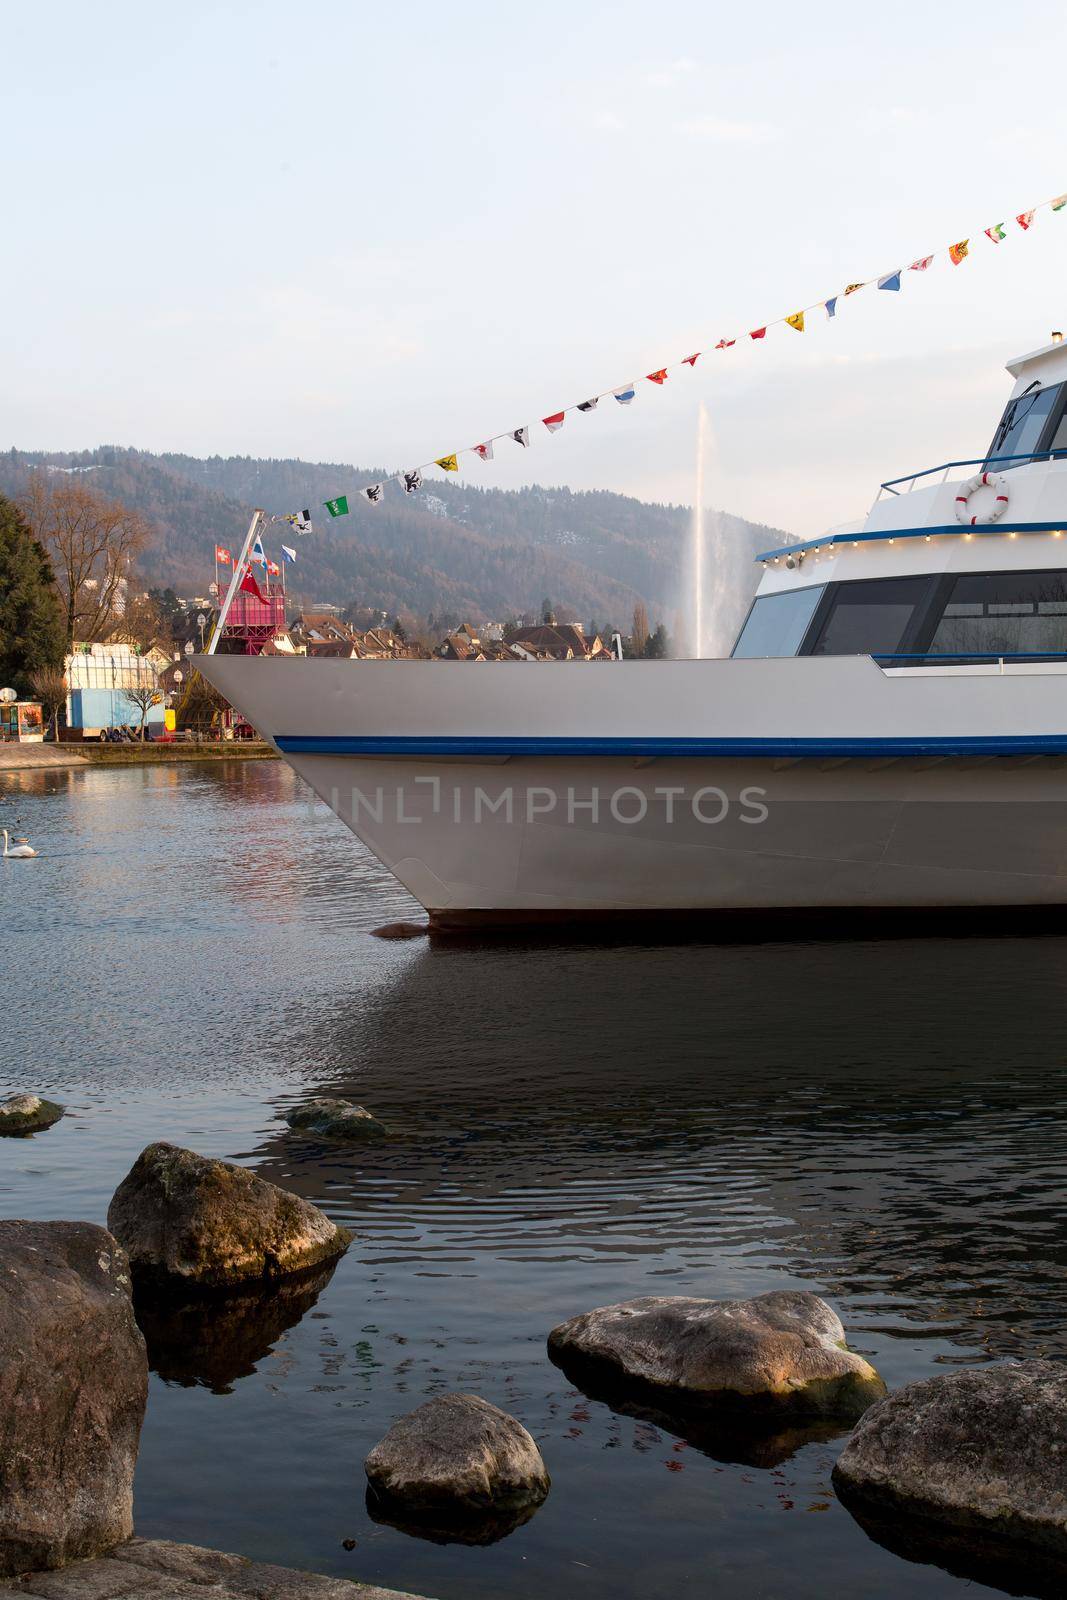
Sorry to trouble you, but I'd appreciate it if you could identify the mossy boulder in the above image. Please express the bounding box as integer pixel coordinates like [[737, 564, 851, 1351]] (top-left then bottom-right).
[[549, 1290, 885, 1420], [0, 1094, 64, 1136], [0, 1221, 147, 1576], [365, 1394, 550, 1538], [284, 1099, 387, 1141], [106, 1142, 351, 1291], [833, 1362, 1067, 1576]]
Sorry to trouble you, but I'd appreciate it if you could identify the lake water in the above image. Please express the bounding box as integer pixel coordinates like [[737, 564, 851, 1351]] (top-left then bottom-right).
[[2, 759, 1066, 1600]]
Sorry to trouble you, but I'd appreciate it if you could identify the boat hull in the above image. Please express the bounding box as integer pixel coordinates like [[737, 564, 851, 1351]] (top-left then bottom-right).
[[284, 749, 1067, 923], [196, 656, 1067, 925]]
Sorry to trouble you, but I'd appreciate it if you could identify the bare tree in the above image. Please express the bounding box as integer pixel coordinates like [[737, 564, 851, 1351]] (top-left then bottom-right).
[[123, 682, 161, 741], [29, 666, 68, 743], [23, 476, 151, 651]]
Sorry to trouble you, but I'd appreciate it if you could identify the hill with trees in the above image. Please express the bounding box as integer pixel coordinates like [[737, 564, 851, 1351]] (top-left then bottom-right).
[[0, 447, 791, 637]]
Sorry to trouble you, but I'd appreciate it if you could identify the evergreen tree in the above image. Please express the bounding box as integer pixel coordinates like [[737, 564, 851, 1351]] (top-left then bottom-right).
[[644, 622, 670, 659], [0, 494, 65, 696]]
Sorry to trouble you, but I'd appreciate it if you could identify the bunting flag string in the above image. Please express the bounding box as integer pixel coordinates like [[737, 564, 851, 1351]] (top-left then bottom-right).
[[281, 186, 1067, 523]]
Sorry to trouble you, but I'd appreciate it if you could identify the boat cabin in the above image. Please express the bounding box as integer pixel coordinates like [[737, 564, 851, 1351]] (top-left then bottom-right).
[[734, 338, 1067, 665]]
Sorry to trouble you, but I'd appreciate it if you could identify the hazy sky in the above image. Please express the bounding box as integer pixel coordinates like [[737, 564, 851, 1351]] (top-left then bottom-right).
[[4, 0, 1066, 538]]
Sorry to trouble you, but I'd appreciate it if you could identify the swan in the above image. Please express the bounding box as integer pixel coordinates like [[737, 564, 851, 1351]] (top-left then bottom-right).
[[2, 830, 36, 859]]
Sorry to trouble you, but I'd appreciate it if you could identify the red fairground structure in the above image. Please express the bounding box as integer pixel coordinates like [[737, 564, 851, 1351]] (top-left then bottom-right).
[[216, 577, 287, 653]]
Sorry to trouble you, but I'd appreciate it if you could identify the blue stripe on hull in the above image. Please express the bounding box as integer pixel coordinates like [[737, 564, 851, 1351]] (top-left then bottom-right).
[[275, 734, 1067, 759]]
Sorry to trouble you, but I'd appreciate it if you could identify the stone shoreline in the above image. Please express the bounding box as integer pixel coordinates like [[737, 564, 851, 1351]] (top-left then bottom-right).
[[0, 1538, 432, 1599]]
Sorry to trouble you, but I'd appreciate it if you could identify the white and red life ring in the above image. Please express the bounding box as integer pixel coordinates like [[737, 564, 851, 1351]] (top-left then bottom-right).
[[954, 471, 1010, 527]]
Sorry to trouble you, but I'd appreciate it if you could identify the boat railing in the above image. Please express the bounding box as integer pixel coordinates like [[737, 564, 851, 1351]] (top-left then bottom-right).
[[878, 450, 1067, 498], [875, 651, 1067, 671]]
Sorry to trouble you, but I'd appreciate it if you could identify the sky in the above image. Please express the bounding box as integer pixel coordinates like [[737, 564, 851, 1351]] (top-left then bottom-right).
[[3, 0, 1067, 540]]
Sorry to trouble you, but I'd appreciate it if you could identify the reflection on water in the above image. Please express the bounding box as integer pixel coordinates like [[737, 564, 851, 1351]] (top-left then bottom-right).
[[3, 762, 1067, 1599]]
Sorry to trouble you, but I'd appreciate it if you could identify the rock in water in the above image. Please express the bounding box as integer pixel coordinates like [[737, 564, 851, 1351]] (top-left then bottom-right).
[[833, 1363, 1067, 1570], [0, 1221, 147, 1576], [0, 1094, 64, 1136], [549, 1291, 885, 1419], [106, 1143, 352, 1291], [365, 1394, 550, 1531], [284, 1099, 387, 1141]]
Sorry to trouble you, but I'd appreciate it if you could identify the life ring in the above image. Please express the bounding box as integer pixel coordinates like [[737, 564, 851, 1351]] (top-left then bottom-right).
[[954, 470, 1010, 527]]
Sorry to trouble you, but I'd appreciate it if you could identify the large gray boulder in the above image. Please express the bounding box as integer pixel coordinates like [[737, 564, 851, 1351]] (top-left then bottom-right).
[[106, 1143, 352, 1291], [365, 1394, 549, 1537], [284, 1099, 387, 1141], [549, 1290, 885, 1419], [833, 1362, 1067, 1570], [0, 1095, 63, 1136], [0, 1221, 147, 1576]]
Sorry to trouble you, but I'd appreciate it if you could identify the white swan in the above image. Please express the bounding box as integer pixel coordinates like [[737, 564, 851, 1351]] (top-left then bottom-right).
[[2, 830, 36, 859]]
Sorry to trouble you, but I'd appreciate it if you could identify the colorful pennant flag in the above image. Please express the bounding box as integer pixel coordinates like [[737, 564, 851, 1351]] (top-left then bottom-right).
[[250, 536, 266, 565], [289, 186, 1065, 527], [215, 545, 231, 565], [267, 560, 281, 577], [281, 545, 297, 563]]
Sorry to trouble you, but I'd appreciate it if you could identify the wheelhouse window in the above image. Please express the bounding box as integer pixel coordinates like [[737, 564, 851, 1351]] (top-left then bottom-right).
[[807, 576, 935, 657], [732, 585, 825, 658], [987, 382, 1064, 465], [927, 570, 1067, 657]]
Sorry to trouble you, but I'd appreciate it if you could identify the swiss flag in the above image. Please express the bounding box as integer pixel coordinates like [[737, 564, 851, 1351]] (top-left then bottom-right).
[[215, 546, 232, 565], [239, 566, 268, 603]]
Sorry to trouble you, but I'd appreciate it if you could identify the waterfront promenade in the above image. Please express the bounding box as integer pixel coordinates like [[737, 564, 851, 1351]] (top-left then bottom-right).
[[0, 743, 276, 772]]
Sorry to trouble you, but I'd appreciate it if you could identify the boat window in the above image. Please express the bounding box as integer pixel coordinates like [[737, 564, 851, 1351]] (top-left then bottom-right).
[[987, 382, 1063, 465], [807, 576, 934, 656], [927, 570, 1067, 657], [731, 585, 826, 658]]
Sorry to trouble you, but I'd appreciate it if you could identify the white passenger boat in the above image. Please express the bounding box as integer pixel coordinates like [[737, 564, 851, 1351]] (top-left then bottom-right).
[[200, 338, 1067, 928]]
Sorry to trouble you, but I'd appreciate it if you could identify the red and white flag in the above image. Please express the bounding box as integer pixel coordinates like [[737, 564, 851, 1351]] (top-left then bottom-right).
[[215, 545, 232, 564], [646, 369, 668, 384], [267, 560, 281, 576], [1017, 210, 1035, 230], [542, 412, 566, 433], [682, 353, 700, 367], [239, 567, 267, 603], [908, 256, 933, 271], [714, 338, 736, 350], [473, 441, 494, 462]]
